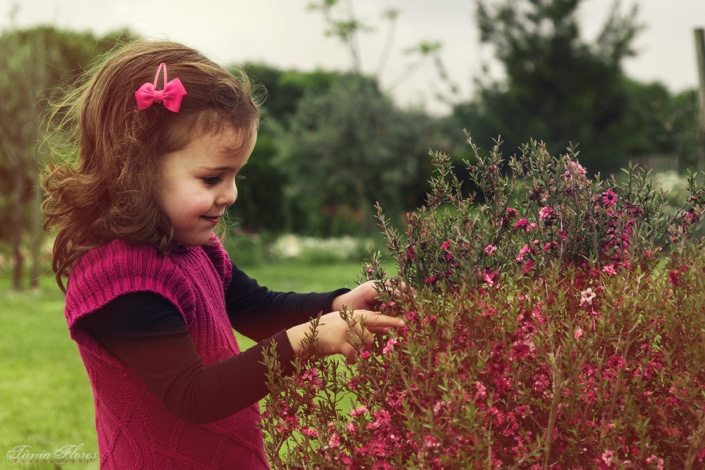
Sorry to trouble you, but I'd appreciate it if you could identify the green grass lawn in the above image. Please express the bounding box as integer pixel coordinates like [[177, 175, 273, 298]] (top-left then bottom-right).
[[0, 260, 365, 468]]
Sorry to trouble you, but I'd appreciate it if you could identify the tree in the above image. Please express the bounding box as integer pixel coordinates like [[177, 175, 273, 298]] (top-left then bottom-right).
[[655, 88, 702, 169], [455, 0, 642, 173], [0, 25, 134, 288], [228, 64, 345, 233], [271, 74, 434, 236]]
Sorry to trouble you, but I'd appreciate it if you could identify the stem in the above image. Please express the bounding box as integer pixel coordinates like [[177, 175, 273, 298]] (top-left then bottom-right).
[[375, 10, 397, 78], [606, 320, 638, 423], [685, 411, 705, 469], [542, 349, 562, 470], [344, 0, 362, 73]]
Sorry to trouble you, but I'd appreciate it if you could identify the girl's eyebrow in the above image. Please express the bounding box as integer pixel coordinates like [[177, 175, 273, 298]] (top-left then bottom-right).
[[198, 165, 237, 172]]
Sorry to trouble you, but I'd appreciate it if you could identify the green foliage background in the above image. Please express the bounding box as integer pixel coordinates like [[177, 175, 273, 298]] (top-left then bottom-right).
[[0, 0, 702, 283]]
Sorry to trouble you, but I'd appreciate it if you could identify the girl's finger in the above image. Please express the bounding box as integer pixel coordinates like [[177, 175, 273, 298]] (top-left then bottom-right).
[[341, 343, 357, 364], [366, 326, 392, 334], [361, 314, 405, 328], [349, 324, 374, 348]]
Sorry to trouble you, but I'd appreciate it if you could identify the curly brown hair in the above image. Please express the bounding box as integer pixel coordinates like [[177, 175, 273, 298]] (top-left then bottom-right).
[[41, 40, 260, 291]]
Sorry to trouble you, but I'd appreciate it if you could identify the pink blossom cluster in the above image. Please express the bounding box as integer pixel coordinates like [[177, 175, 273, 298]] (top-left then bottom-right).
[[261, 139, 705, 468], [264, 262, 705, 468]]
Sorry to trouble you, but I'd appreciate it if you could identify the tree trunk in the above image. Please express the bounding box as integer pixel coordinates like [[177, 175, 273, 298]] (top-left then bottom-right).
[[29, 161, 41, 289], [694, 28, 705, 170], [11, 157, 24, 289]]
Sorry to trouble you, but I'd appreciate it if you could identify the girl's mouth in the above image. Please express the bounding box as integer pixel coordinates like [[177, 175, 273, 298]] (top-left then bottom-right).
[[202, 215, 220, 224]]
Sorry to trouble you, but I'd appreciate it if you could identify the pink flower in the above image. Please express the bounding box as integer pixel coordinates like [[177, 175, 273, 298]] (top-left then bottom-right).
[[522, 259, 536, 274], [501, 207, 519, 227], [424, 435, 441, 449], [516, 244, 531, 263], [482, 269, 500, 288], [683, 209, 699, 225], [300, 427, 319, 437], [646, 455, 664, 470], [601, 189, 618, 207], [668, 269, 680, 286], [607, 355, 626, 370], [571, 161, 587, 174], [382, 338, 398, 355], [514, 218, 529, 230], [482, 305, 497, 316], [350, 406, 368, 417], [433, 399, 448, 416], [484, 244, 497, 256], [580, 288, 596, 307], [329, 432, 341, 448], [574, 328, 584, 340], [474, 381, 487, 399], [539, 206, 555, 220], [602, 264, 616, 275], [441, 240, 451, 251], [406, 246, 415, 261], [302, 367, 322, 388], [601, 449, 615, 465], [563, 160, 587, 180], [483, 273, 495, 287], [366, 410, 391, 430]]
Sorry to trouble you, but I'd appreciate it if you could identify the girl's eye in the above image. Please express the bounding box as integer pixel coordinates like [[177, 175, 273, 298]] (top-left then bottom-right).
[[202, 176, 222, 186]]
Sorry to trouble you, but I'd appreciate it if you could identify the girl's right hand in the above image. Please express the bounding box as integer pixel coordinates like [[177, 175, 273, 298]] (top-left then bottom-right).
[[286, 310, 405, 363]]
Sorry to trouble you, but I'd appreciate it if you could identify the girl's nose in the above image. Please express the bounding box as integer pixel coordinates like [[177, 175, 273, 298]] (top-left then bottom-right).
[[218, 180, 237, 207]]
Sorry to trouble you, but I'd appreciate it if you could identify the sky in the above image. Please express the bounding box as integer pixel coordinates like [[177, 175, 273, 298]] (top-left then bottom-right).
[[2, 0, 704, 115]]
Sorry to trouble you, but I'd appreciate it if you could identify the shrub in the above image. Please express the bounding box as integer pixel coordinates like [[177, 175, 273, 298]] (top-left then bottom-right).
[[261, 135, 705, 469]]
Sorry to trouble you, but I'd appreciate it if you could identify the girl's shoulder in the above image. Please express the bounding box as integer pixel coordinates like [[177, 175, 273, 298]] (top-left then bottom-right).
[[72, 238, 171, 278], [65, 239, 196, 321]]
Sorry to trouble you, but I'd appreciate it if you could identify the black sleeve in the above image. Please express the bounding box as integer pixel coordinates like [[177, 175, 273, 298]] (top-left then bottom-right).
[[77, 291, 296, 424], [226, 262, 350, 341]]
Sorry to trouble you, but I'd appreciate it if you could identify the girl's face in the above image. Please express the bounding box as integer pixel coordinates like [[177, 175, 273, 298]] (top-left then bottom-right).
[[156, 124, 256, 246]]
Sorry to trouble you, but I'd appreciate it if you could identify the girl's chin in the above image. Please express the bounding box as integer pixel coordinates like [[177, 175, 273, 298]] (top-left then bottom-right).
[[172, 231, 213, 247]]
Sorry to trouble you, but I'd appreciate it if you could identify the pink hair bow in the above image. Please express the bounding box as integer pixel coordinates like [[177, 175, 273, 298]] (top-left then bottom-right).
[[135, 63, 187, 112]]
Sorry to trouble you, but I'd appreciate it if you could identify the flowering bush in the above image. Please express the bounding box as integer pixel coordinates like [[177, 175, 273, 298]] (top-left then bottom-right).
[[261, 135, 705, 469]]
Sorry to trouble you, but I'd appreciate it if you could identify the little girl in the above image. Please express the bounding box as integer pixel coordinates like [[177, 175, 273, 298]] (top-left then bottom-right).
[[41, 40, 404, 469]]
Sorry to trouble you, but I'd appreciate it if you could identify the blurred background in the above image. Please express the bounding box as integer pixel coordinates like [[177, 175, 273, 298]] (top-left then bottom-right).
[[1, 2, 704, 459], [1, 0, 704, 288]]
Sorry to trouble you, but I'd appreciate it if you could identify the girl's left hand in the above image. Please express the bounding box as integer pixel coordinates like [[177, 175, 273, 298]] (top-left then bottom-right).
[[331, 280, 381, 312]]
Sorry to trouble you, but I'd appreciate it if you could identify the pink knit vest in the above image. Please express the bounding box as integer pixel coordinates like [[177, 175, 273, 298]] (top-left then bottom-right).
[[64, 236, 270, 469]]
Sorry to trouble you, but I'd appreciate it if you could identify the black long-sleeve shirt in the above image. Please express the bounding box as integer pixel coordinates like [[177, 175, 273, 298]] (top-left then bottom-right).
[[78, 262, 348, 424]]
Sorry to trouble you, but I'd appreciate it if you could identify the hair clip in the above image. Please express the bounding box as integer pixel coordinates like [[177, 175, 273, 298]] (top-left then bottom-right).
[[135, 63, 187, 112]]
